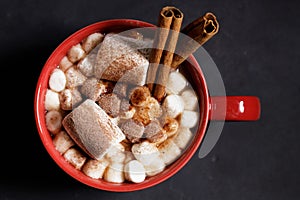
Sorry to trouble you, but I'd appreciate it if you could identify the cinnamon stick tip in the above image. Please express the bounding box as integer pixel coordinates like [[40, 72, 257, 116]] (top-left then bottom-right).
[[204, 12, 219, 34], [161, 6, 183, 19], [161, 9, 173, 18]]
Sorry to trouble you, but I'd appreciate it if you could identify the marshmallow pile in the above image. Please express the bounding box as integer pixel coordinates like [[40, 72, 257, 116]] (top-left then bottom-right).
[[44, 30, 199, 184]]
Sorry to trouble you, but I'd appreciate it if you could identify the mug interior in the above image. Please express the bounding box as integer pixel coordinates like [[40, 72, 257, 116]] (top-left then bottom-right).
[[34, 19, 210, 192]]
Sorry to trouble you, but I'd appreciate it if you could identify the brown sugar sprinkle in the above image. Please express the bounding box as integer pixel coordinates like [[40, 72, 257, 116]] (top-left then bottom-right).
[[133, 106, 151, 126], [163, 117, 179, 137], [120, 119, 144, 143], [97, 93, 121, 118], [144, 120, 167, 144], [129, 86, 151, 107]]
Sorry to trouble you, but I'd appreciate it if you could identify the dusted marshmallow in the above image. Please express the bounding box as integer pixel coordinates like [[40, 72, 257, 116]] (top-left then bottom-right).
[[144, 120, 166, 143], [146, 97, 163, 119], [94, 34, 149, 85], [77, 44, 101, 77], [104, 162, 125, 183], [129, 86, 151, 107], [81, 32, 104, 53], [105, 143, 126, 163], [131, 141, 160, 166], [132, 97, 162, 125], [59, 88, 82, 110], [63, 148, 87, 170], [82, 158, 109, 179], [113, 83, 128, 98], [45, 89, 60, 111], [67, 43, 85, 63], [163, 117, 179, 137], [62, 99, 125, 160], [53, 130, 75, 154], [80, 78, 107, 101], [133, 106, 151, 125], [120, 119, 144, 143], [45, 110, 62, 134], [119, 99, 136, 119], [97, 93, 121, 118], [65, 67, 87, 88], [59, 56, 73, 72]]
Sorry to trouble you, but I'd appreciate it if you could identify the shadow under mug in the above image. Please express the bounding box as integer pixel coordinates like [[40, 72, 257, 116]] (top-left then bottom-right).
[[34, 19, 261, 192]]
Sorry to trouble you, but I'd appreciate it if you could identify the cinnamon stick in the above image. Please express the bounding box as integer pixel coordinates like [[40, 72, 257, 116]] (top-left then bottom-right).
[[153, 7, 183, 101], [171, 12, 219, 69], [146, 7, 174, 92]]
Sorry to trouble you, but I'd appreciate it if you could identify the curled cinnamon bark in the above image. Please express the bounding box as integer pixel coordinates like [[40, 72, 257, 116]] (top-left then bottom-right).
[[171, 12, 219, 69], [146, 8, 218, 102], [146, 7, 174, 93], [153, 7, 183, 102]]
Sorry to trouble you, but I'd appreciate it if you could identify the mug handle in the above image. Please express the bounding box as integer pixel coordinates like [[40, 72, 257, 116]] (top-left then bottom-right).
[[209, 96, 261, 121]]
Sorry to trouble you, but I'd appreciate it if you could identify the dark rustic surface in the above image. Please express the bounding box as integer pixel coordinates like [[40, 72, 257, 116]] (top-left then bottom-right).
[[0, 0, 299, 199]]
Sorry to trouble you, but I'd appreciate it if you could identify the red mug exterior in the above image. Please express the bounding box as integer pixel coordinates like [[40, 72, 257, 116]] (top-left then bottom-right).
[[210, 96, 260, 121], [34, 19, 260, 192]]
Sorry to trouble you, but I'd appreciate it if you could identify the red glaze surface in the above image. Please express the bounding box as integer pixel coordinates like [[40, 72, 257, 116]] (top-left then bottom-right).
[[210, 96, 261, 121]]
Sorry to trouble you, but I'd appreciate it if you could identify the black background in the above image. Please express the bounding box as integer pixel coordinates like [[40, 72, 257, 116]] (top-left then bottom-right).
[[1, 0, 299, 199]]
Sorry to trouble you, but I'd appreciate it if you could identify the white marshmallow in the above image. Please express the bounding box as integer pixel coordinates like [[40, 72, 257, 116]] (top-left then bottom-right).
[[45, 110, 62, 134], [81, 32, 104, 53], [49, 68, 66, 92], [82, 158, 109, 179], [124, 160, 146, 183], [158, 139, 181, 165], [59, 88, 82, 110], [63, 148, 87, 170], [80, 77, 107, 101], [52, 130, 75, 154], [181, 89, 198, 111], [104, 162, 125, 183], [105, 143, 126, 164], [180, 110, 199, 128], [166, 71, 187, 94], [131, 141, 160, 166], [172, 127, 193, 150], [162, 94, 184, 118], [144, 156, 165, 177], [77, 44, 100, 77], [67, 43, 86, 63], [59, 56, 73, 72], [65, 67, 87, 88], [45, 89, 60, 111]]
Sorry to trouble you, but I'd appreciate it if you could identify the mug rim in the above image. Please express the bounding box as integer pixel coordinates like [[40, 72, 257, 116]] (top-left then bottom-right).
[[34, 18, 210, 192]]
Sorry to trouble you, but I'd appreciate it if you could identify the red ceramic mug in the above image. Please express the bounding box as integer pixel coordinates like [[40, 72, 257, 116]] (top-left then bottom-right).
[[34, 19, 260, 192]]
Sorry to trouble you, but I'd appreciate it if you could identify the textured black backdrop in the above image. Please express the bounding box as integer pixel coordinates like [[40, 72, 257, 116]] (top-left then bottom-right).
[[1, 0, 299, 199]]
